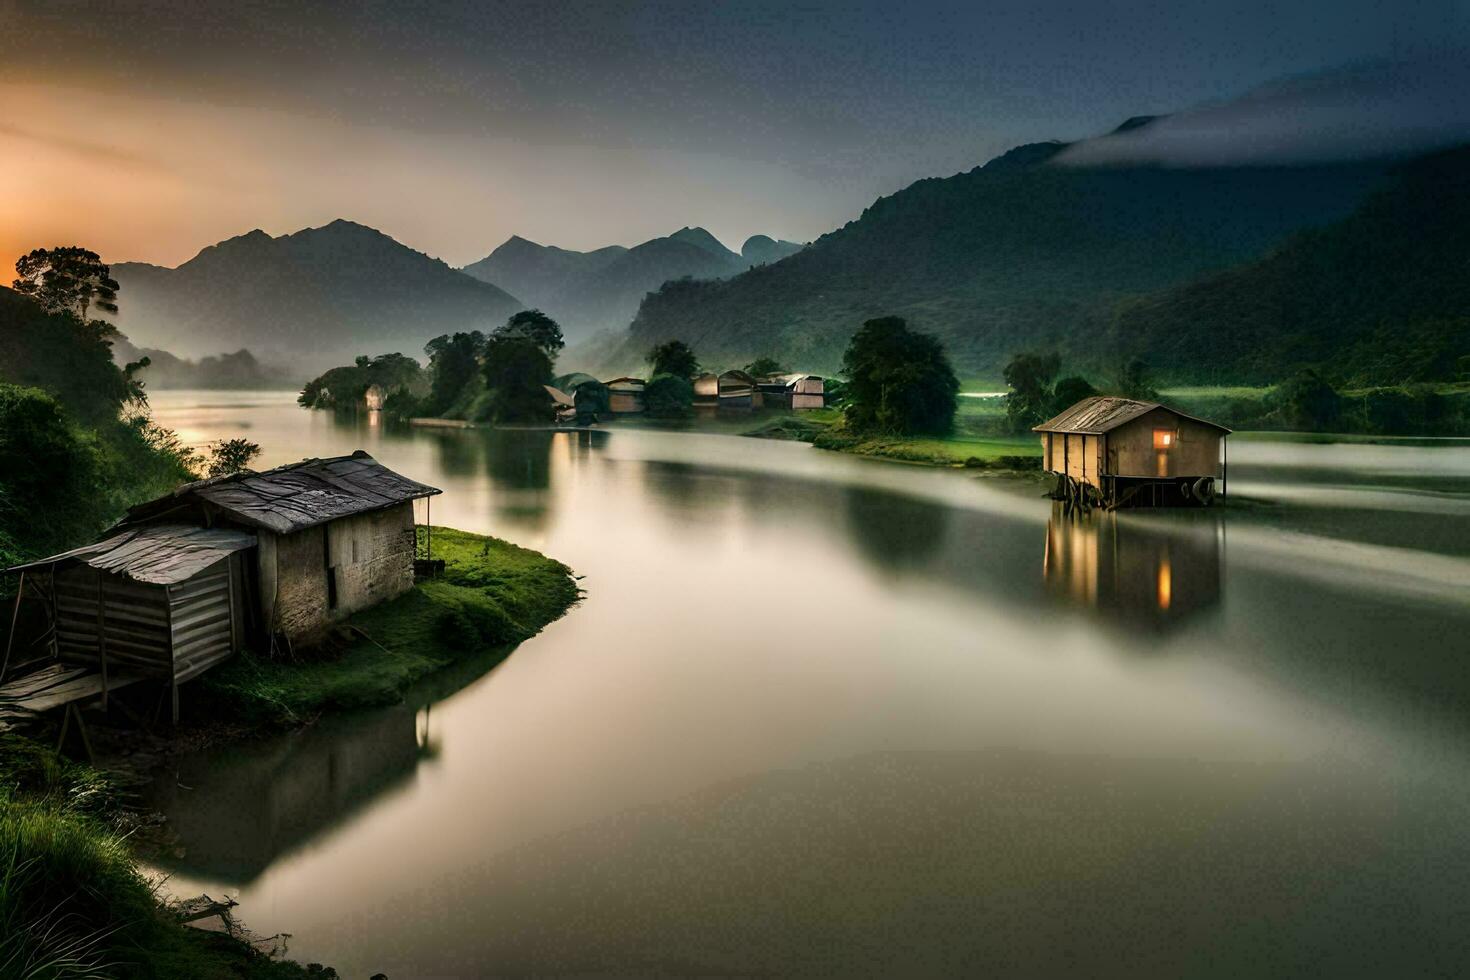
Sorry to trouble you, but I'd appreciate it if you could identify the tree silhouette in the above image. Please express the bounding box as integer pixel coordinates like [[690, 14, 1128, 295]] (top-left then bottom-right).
[[647, 340, 699, 379], [13, 247, 119, 321]]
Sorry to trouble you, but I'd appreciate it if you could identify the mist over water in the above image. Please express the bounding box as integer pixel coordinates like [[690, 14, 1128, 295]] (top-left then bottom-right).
[[146, 391, 1470, 976]]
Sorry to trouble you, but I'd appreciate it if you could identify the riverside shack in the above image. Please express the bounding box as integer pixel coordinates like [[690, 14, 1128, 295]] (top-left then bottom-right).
[[4, 452, 441, 722], [1035, 397, 1231, 508]]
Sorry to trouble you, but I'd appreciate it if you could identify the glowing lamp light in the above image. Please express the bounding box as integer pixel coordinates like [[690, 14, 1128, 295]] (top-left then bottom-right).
[[1153, 429, 1176, 450]]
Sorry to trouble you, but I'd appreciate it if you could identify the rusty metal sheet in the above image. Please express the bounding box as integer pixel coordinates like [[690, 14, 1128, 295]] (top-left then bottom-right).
[[7, 524, 255, 585]]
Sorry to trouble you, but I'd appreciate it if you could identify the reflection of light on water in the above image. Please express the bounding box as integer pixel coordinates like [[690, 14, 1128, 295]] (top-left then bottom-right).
[[1157, 556, 1172, 610]]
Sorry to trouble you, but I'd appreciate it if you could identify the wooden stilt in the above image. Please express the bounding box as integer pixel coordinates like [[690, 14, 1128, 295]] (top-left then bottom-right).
[[95, 573, 108, 710], [171, 678, 179, 727], [3, 571, 24, 684]]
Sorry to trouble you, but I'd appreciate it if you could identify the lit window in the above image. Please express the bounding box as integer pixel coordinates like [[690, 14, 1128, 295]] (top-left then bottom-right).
[[1153, 429, 1176, 450]]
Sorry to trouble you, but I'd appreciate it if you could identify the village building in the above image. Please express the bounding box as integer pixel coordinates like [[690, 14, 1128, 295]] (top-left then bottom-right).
[[692, 372, 720, 407], [717, 370, 759, 409], [543, 384, 576, 422], [1035, 397, 1231, 508], [4, 452, 441, 722], [603, 377, 647, 414]]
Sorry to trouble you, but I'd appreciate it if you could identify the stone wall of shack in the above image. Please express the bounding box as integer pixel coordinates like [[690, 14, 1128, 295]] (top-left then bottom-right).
[[257, 503, 416, 645]]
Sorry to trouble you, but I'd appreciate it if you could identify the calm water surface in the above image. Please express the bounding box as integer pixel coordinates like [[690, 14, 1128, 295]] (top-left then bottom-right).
[[147, 391, 1470, 977]]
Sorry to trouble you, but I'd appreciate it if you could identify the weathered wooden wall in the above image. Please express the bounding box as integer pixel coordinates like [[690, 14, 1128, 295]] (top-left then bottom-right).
[[1108, 409, 1222, 480], [55, 567, 172, 677]]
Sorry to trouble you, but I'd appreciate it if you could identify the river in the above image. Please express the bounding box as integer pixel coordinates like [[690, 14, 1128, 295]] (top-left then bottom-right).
[[144, 390, 1470, 977]]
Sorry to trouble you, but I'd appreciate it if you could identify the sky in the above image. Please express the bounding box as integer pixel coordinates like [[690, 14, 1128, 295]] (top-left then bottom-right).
[[2, 0, 1467, 271]]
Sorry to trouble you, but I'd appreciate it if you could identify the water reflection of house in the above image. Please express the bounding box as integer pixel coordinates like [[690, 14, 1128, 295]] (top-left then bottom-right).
[[604, 377, 646, 414], [1043, 505, 1221, 629], [1036, 397, 1231, 508], [148, 703, 426, 884]]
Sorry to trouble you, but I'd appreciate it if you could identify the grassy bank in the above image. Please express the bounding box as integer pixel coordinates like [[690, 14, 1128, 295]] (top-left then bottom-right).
[[203, 527, 579, 725], [0, 736, 320, 978], [811, 429, 1043, 468]]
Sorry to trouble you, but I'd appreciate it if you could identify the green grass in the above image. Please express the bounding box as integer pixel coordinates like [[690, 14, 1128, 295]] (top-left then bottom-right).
[[813, 429, 1042, 468], [203, 527, 579, 724], [0, 735, 321, 978], [1159, 385, 1275, 399]]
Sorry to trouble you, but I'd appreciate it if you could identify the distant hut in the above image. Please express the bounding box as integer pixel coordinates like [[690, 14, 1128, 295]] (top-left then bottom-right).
[[543, 384, 576, 422], [604, 377, 646, 414], [1035, 397, 1231, 508], [692, 373, 720, 407], [783, 374, 825, 410], [363, 384, 386, 410], [717, 370, 759, 409]]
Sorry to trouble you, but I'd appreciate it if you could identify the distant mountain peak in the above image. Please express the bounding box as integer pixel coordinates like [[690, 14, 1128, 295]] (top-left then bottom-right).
[[669, 226, 736, 259]]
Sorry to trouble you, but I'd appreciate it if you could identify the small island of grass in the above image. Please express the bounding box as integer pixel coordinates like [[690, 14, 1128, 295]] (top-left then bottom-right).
[[204, 526, 580, 725]]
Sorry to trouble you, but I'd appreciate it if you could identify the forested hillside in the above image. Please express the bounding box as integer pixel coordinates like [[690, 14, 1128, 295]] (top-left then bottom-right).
[[619, 137, 1390, 376], [1110, 147, 1470, 385], [0, 286, 196, 566]]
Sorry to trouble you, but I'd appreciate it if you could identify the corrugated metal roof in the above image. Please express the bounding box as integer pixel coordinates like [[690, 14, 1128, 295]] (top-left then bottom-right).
[[7, 524, 255, 585], [1034, 396, 1231, 435], [126, 451, 441, 535]]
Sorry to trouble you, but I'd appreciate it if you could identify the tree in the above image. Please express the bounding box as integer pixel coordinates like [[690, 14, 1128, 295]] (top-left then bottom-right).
[[481, 333, 554, 423], [206, 437, 261, 477], [1050, 375, 1098, 415], [1268, 369, 1342, 431], [648, 340, 699, 380], [502, 310, 565, 357], [840, 317, 959, 436], [422, 332, 485, 416], [644, 374, 694, 418], [1002, 351, 1060, 433], [745, 356, 787, 378], [572, 379, 610, 423], [1116, 357, 1159, 400], [13, 247, 119, 321]]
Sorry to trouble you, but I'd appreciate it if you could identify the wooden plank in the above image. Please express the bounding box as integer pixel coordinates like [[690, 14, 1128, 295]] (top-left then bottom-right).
[[14, 671, 144, 714], [0, 665, 89, 700]]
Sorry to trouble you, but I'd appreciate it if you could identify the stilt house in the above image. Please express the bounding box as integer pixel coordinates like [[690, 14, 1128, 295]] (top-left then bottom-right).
[[1035, 397, 1231, 508]]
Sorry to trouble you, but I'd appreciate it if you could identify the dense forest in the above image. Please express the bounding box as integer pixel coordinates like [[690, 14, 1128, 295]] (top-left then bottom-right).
[[0, 284, 197, 569], [618, 133, 1390, 377], [1110, 146, 1470, 385]]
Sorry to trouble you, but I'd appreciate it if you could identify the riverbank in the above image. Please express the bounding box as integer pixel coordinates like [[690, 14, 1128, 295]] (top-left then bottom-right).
[[0, 734, 330, 978], [202, 526, 579, 725], [0, 525, 578, 977]]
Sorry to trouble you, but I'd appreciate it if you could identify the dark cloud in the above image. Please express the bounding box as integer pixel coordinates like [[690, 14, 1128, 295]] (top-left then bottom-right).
[[1057, 55, 1470, 167]]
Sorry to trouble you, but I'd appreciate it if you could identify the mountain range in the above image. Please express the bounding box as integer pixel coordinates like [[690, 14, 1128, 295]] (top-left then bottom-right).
[[106, 220, 523, 371], [460, 228, 801, 339], [615, 117, 1418, 377]]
